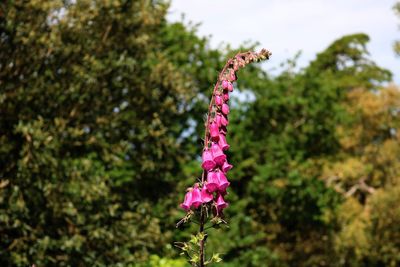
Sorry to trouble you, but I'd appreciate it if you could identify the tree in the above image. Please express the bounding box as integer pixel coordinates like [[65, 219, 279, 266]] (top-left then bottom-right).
[[208, 34, 392, 266], [0, 0, 224, 265]]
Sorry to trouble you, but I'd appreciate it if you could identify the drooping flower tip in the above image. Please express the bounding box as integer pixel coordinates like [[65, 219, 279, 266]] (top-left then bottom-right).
[[201, 150, 216, 171]]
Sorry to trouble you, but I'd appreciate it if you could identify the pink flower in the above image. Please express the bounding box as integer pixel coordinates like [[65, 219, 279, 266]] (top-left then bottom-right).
[[221, 103, 230, 115], [201, 186, 213, 203], [180, 190, 192, 211], [211, 143, 226, 166], [215, 114, 228, 128], [227, 82, 233, 92], [201, 150, 216, 171], [220, 114, 228, 127], [215, 95, 223, 106], [222, 161, 233, 173], [216, 193, 228, 212], [223, 92, 230, 101], [206, 171, 219, 193], [191, 187, 202, 208], [221, 80, 229, 90], [216, 171, 230, 192], [218, 134, 230, 151], [210, 122, 220, 141]]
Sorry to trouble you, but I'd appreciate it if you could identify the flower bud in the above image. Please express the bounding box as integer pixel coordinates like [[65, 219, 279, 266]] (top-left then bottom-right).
[[227, 82, 233, 92], [233, 61, 239, 71], [215, 95, 223, 106], [221, 114, 228, 126], [221, 103, 230, 115], [223, 92, 230, 101], [228, 69, 237, 81], [222, 80, 229, 90]]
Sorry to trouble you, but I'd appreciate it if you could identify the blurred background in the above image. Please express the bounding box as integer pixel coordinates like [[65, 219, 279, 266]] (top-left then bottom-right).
[[0, 0, 399, 266]]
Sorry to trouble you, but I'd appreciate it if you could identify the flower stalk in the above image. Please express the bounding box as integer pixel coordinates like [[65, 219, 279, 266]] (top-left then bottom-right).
[[176, 49, 271, 266]]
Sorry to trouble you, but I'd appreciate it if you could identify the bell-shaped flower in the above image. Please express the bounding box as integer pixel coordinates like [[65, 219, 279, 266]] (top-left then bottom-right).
[[191, 187, 202, 208], [215, 95, 223, 106], [201, 186, 213, 203], [227, 82, 233, 92], [222, 103, 230, 115], [223, 92, 230, 101], [221, 114, 228, 127], [221, 80, 229, 90], [215, 114, 228, 128], [201, 149, 216, 171], [206, 171, 219, 193], [216, 193, 228, 212], [180, 190, 192, 211], [222, 160, 233, 173], [218, 134, 230, 151], [210, 122, 220, 141], [216, 171, 230, 192], [211, 143, 226, 166]]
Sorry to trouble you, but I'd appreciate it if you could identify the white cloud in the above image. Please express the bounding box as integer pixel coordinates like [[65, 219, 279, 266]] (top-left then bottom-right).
[[168, 0, 400, 83]]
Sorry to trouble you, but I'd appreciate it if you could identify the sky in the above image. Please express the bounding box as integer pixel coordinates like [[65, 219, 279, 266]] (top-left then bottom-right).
[[168, 0, 400, 83]]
